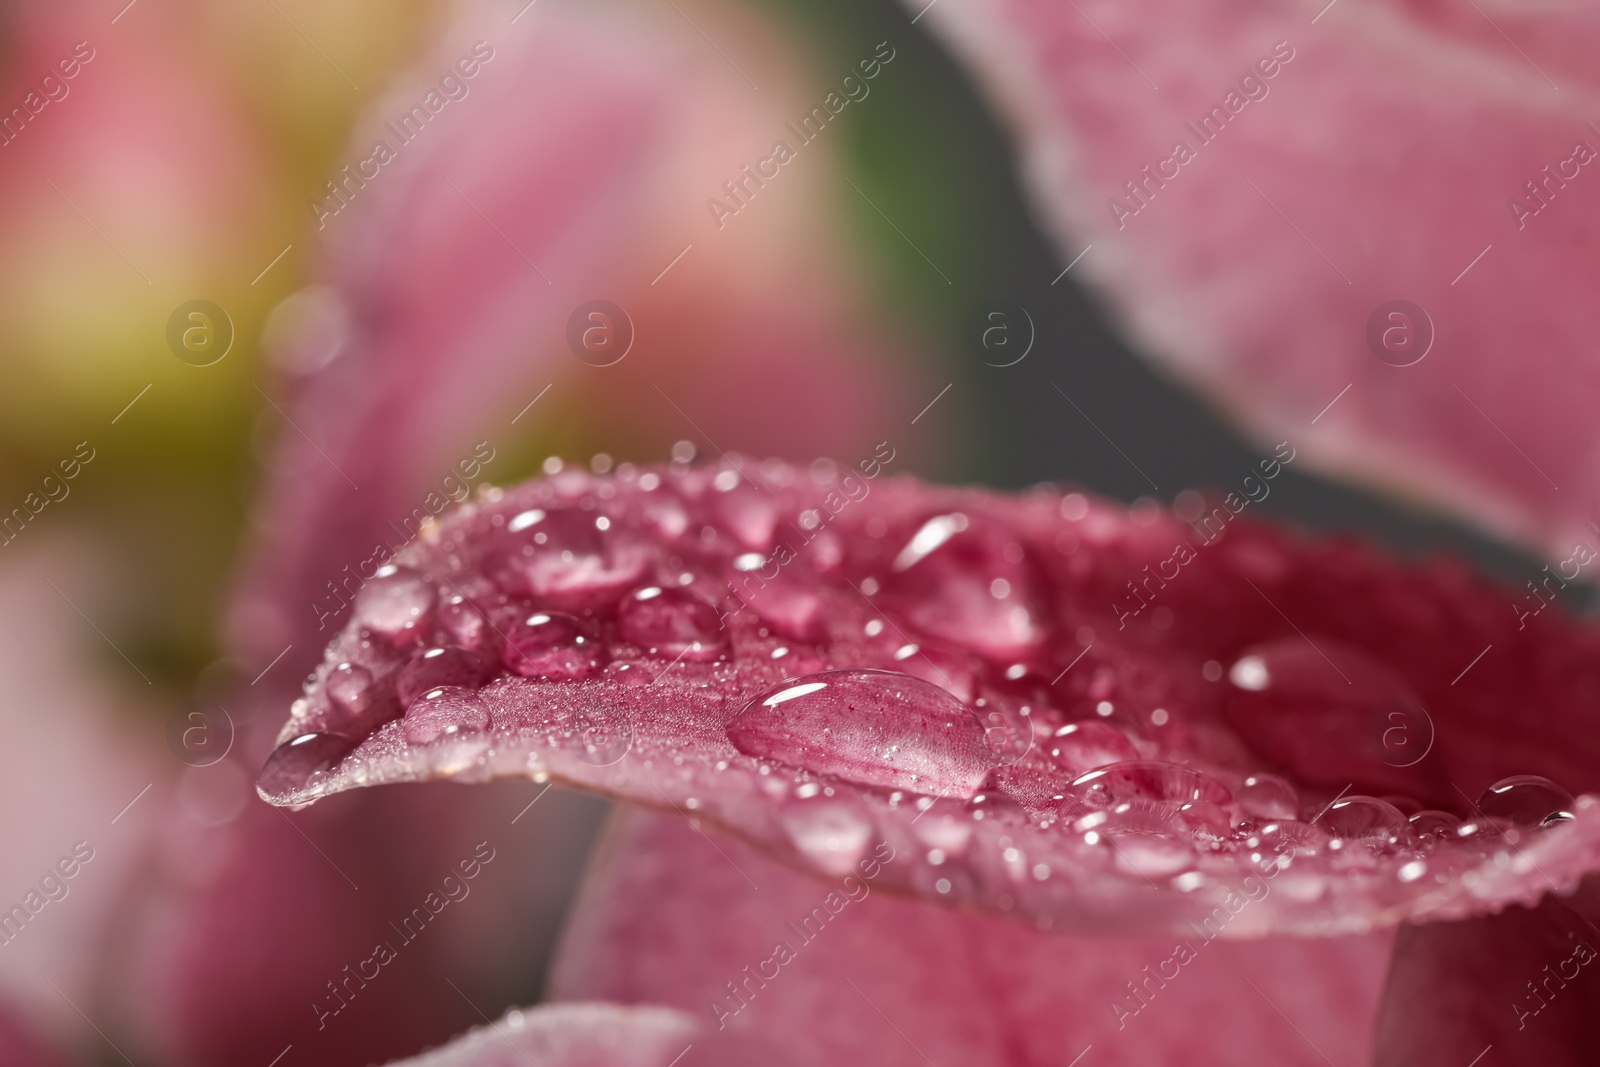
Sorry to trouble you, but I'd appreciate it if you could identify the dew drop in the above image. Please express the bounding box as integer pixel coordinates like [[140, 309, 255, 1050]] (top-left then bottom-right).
[[1110, 835, 1196, 877], [1063, 761, 1232, 838], [1476, 774, 1576, 827], [1318, 796, 1408, 850], [396, 646, 490, 707], [1046, 721, 1138, 775], [354, 565, 436, 645], [1237, 773, 1299, 821], [402, 685, 490, 744], [258, 733, 356, 798], [881, 513, 1047, 659], [618, 586, 726, 661], [502, 612, 606, 680], [726, 669, 992, 797], [321, 662, 399, 736], [485, 507, 648, 607], [438, 595, 490, 652], [1407, 809, 1461, 847], [779, 796, 873, 877]]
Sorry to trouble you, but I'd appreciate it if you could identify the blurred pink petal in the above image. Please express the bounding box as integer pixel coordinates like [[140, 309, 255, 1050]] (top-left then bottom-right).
[[914, 0, 1600, 559], [261, 462, 1600, 934], [0, 997, 72, 1067], [0, 544, 163, 1054], [232, 0, 921, 669], [380, 1000, 800, 1067], [136, 3, 923, 1064], [1374, 877, 1600, 1066], [553, 808, 1391, 1067]]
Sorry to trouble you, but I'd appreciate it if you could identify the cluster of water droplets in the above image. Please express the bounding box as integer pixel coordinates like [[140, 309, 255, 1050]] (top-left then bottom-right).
[[259, 460, 1589, 926]]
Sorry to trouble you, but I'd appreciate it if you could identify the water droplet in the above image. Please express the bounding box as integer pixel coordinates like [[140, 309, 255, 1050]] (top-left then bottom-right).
[[709, 486, 777, 550], [564, 702, 632, 765], [485, 507, 648, 607], [1221, 637, 1436, 795], [1317, 796, 1407, 850], [1407, 810, 1461, 847], [354, 565, 435, 645], [1237, 773, 1299, 820], [881, 513, 1047, 660], [1063, 761, 1232, 838], [618, 586, 726, 661], [779, 796, 873, 877], [1476, 774, 1576, 827], [1110, 835, 1196, 877], [726, 669, 992, 797], [258, 733, 356, 798], [502, 612, 606, 680], [729, 571, 827, 643], [1046, 721, 1138, 775], [438, 595, 490, 652], [396, 646, 489, 707], [1256, 819, 1329, 858], [321, 662, 399, 736], [402, 686, 490, 744]]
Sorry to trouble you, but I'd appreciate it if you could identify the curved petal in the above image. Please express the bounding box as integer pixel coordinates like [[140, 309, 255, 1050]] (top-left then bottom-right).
[[381, 1001, 801, 1067], [554, 808, 1393, 1067], [1374, 876, 1600, 1066], [258, 461, 1600, 935], [911, 0, 1600, 560]]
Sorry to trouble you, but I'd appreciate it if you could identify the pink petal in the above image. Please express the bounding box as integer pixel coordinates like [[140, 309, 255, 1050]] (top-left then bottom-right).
[[554, 808, 1393, 1066], [232, 0, 919, 670], [261, 462, 1600, 934], [913, 0, 1600, 559], [1374, 877, 1600, 1065], [380, 1001, 801, 1067]]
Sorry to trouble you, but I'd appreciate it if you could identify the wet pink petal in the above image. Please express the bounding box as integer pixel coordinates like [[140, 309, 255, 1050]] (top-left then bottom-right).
[[262, 462, 1600, 935], [553, 809, 1393, 1066], [912, 0, 1600, 559], [380, 1001, 800, 1067], [1374, 877, 1600, 1065]]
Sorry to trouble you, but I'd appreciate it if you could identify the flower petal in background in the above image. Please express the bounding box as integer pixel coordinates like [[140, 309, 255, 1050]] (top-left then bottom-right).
[[912, 0, 1600, 561]]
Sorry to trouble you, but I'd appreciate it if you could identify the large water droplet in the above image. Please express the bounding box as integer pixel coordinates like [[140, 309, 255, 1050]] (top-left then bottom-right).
[[502, 612, 606, 680], [485, 507, 648, 607], [438, 595, 490, 652], [618, 586, 726, 661], [709, 485, 778, 550], [1237, 773, 1299, 821], [1064, 761, 1232, 838], [397, 646, 489, 707], [880, 513, 1048, 660], [779, 796, 874, 877], [258, 733, 356, 798], [1317, 796, 1408, 850], [726, 669, 992, 797], [402, 686, 490, 744], [1407, 810, 1461, 847], [355, 565, 436, 645], [1477, 774, 1576, 827], [321, 662, 399, 736], [1047, 721, 1138, 775], [1221, 637, 1440, 799], [728, 570, 827, 643]]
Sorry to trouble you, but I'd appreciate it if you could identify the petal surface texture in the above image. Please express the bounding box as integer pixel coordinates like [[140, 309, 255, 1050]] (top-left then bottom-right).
[[262, 462, 1600, 936]]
